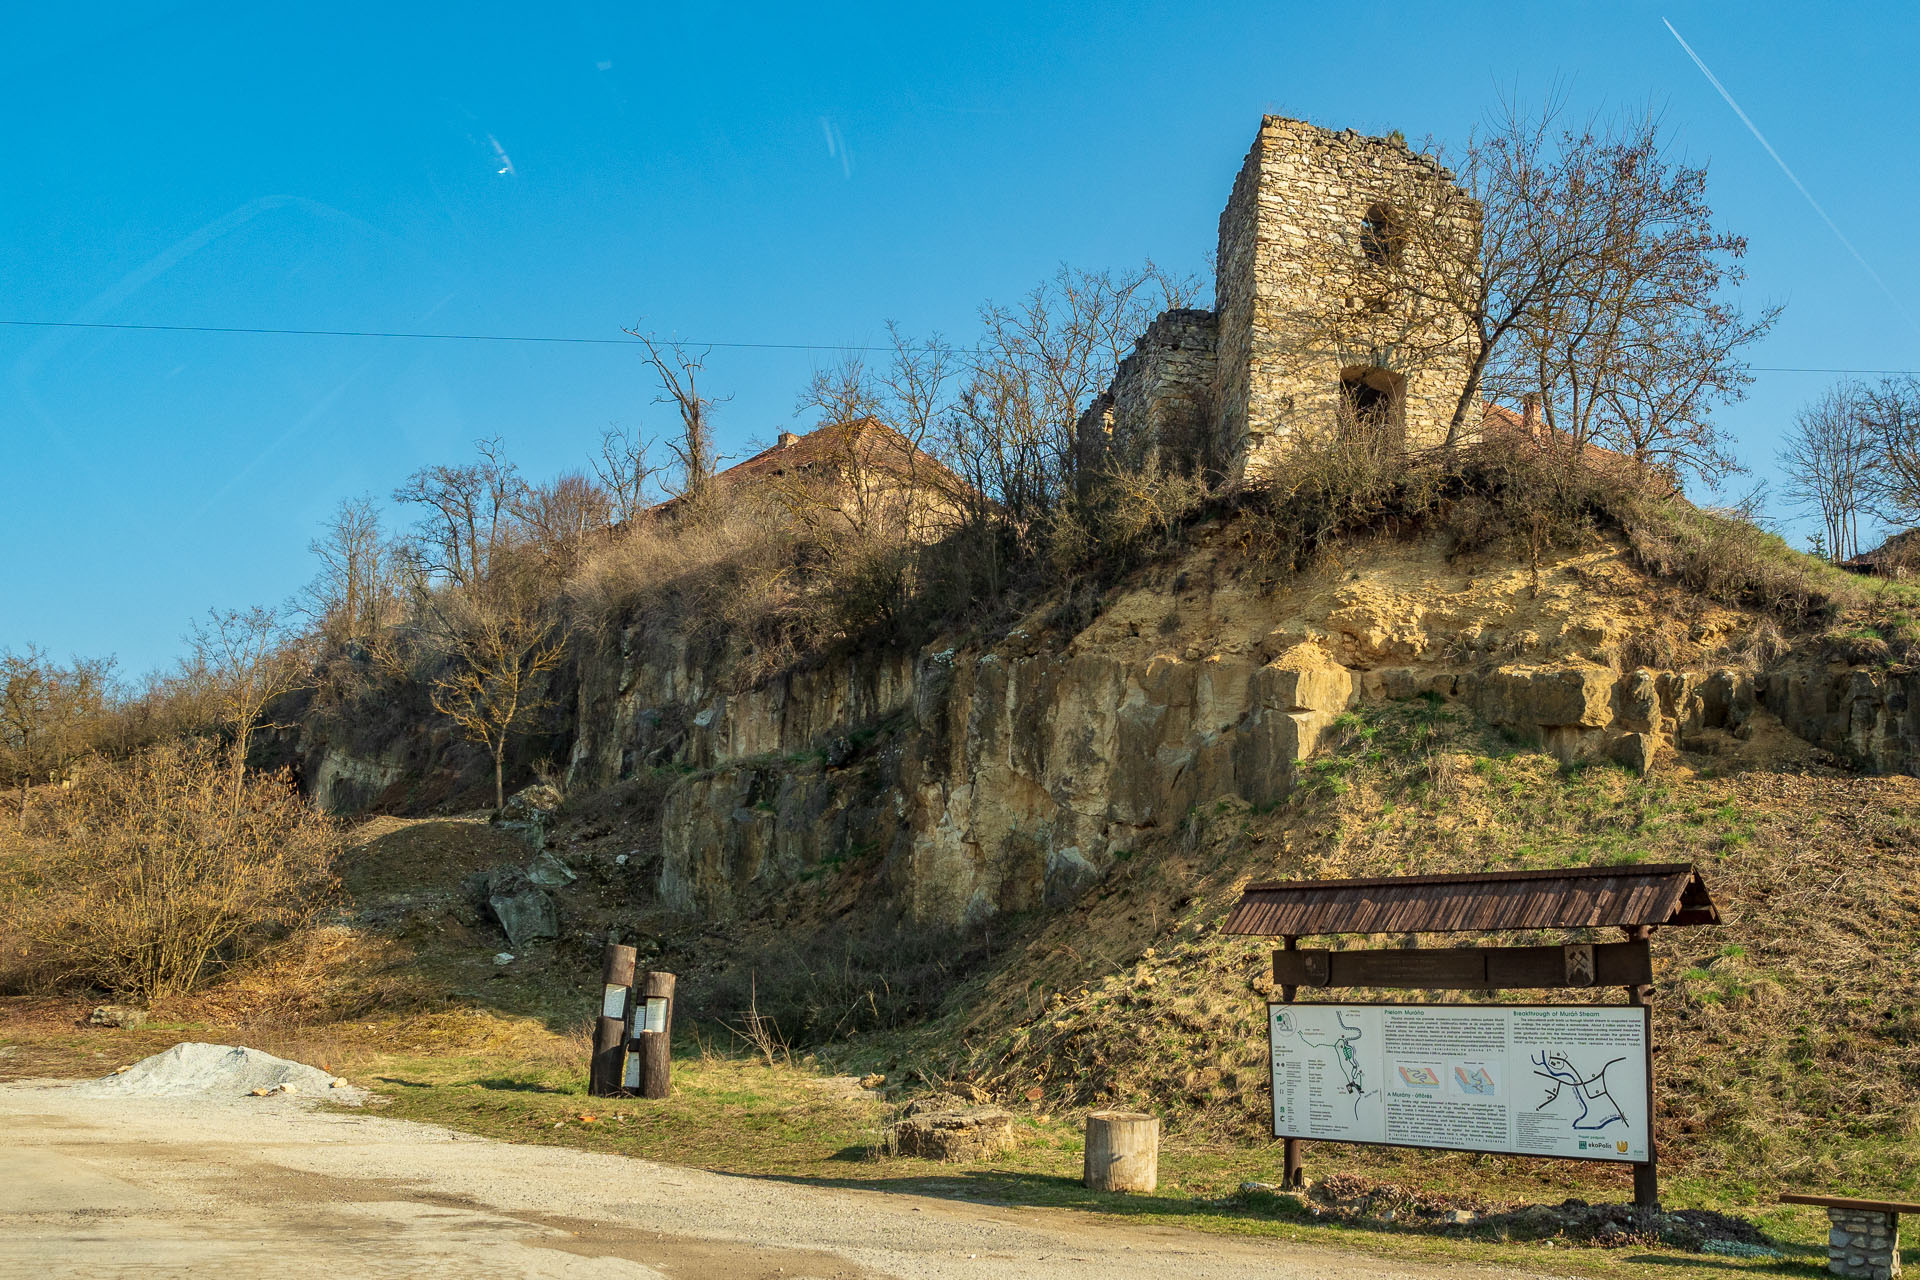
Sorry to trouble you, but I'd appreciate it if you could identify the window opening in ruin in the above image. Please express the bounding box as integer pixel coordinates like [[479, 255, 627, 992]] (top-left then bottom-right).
[[1339, 367, 1406, 446], [1360, 203, 1401, 266]]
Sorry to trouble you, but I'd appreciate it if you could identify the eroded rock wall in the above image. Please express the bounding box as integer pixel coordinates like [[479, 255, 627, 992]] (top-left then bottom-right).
[[302, 531, 1920, 932], [572, 534, 1919, 930]]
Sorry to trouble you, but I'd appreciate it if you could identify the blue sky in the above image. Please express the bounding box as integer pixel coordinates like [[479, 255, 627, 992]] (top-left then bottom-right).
[[6, 2, 1917, 676]]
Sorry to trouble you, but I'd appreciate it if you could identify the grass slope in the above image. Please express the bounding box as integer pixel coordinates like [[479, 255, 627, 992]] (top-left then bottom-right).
[[897, 697, 1920, 1209]]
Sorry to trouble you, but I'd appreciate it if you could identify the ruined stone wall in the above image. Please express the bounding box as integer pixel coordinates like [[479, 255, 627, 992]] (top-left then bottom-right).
[[1081, 309, 1220, 475], [1211, 117, 1480, 480]]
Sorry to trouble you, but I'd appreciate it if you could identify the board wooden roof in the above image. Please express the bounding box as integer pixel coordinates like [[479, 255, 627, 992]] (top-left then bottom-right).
[[1223, 864, 1719, 936]]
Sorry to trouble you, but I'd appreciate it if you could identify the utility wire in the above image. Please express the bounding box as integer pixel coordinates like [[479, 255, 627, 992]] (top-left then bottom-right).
[[0, 317, 1913, 375], [0, 318, 899, 354]]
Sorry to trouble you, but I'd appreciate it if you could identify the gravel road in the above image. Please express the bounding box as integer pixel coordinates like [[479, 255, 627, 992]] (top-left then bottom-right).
[[0, 1080, 1546, 1279]]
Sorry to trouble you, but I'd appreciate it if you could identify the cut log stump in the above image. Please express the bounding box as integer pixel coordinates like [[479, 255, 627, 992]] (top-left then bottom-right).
[[1083, 1110, 1158, 1193]]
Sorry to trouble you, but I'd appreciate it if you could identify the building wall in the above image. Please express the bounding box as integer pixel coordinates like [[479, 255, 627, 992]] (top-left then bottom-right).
[[1100, 308, 1219, 474], [1210, 116, 1481, 480]]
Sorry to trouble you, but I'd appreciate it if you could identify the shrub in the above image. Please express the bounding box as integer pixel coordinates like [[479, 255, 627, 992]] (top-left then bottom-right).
[[568, 495, 806, 652], [3, 740, 339, 1000]]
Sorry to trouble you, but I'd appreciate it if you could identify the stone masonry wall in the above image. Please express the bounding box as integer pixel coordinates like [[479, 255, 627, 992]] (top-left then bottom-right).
[[1211, 117, 1481, 480], [1824, 1207, 1901, 1279], [1081, 309, 1220, 475]]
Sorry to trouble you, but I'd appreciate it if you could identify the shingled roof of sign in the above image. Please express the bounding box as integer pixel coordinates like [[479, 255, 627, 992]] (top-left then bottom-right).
[[1223, 863, 1720, 936]]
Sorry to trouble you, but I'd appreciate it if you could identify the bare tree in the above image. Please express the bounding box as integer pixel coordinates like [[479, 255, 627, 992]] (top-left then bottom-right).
[[391, 441, 568, 808], [511, 470, 612, 576], [303, 496, 394, 646], [593, 424, 660, 525], [0, 646, 115, 823], [791, 356, 893, 537], [940, 262, 1200, 581], [626, 332, 726, 506], [1780, 382, 1874, 561], [1347, 103, 1774, 485], [1515, 111, 1777, 490], [1862, 375, 1920, 528], [392, 438, 520, 590], [413, 557, 566, 810], [186, 606, 310, 794]]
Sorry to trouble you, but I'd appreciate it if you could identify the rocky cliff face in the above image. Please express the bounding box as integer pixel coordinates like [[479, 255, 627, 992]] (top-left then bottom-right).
[[391, 530, 1897, 933], [294, 527, 1918, 932]]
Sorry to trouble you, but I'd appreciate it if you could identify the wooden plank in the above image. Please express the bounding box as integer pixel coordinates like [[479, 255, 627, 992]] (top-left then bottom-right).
[[1782, 1193, 1920, 1214], [1243, 863, 1696, 893], [1489, 942, 1652, 988], [1272, 942, 1652, 990], [1225, 864, 1716, 937]]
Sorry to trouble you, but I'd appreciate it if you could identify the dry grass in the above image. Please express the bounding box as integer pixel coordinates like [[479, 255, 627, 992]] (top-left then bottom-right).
[[1, 741, 340, 1000]]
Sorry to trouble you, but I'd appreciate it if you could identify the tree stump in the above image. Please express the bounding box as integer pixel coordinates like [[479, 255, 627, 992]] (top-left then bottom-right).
[[1083, 1111, 1158, 1193]]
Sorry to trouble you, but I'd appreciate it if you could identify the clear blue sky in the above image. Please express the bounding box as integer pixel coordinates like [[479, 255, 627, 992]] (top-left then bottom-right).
[[6, 2, 1917, 676]]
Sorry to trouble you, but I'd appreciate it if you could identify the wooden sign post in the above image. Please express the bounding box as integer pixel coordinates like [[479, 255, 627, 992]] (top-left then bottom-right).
[[1224, 864, 1722, 1213], [1625, 923, 1659, 1210], [628, 970, 676, 1099], [589, 943, 637, 1098], [1279, 934, 1303, 1191]]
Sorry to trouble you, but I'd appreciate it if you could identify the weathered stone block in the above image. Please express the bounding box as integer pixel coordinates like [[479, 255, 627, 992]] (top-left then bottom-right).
[[883, 1106, 1019, 1161], [1478, 663, 1615, 731]]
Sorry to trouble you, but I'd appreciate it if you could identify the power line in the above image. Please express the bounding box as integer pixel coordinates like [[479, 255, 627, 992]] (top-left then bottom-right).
[[0, 317, 898, 353], [0, 317, 1913, 375]]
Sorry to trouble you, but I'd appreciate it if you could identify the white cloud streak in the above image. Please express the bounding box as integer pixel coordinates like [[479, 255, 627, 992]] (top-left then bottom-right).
[[1663, 17, 1919, 335]]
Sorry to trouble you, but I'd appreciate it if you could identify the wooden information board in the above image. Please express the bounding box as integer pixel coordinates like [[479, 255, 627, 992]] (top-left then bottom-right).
[[1268, 1002, 1652, 1164]]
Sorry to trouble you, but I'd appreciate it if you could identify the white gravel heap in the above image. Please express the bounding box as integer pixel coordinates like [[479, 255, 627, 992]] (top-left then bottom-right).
[[70, 1042, 366, 1103]]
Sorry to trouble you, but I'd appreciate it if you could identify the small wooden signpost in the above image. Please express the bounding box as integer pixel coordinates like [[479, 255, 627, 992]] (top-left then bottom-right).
[[588, 945, 676, 1100], [589, 943, 636, 1098], [628, 969, 676, 1099], [1225, 863, 1720, 1210]]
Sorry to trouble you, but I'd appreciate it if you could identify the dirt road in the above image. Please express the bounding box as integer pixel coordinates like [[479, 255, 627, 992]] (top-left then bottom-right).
[[0, 1081, 1544, 1279]]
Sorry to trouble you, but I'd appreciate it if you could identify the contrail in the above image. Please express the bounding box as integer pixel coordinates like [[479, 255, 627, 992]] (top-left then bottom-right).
[[1663, 17, 1920, 336]]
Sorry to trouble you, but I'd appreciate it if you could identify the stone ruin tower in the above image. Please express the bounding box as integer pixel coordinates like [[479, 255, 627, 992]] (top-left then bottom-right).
[[1081, 116, 1481, 483]]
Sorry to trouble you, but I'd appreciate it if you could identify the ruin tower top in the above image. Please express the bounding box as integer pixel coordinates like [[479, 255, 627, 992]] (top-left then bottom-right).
[[1081, 116, 1482, 484]]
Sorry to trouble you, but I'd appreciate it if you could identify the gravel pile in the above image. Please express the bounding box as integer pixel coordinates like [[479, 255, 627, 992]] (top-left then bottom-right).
[[69, 1043, 365, 1103]]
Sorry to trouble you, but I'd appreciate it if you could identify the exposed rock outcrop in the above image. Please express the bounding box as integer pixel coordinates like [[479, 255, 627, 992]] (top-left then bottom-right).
[[297, 530, 1920, 932]]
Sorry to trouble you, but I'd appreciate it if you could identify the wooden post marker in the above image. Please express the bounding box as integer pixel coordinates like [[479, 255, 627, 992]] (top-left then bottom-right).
[[589, 943, 637, 1098], [1625, 923, 1659, 1211], [1279, 934, 1304, 1190], [630, 970, 676, 1099], [1083, 1111, 1159, 1193]]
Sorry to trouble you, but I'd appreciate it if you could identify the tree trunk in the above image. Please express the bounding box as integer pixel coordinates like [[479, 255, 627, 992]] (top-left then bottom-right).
[[1083, 1111, 1158, 1193], [494, 749, 505, 811]]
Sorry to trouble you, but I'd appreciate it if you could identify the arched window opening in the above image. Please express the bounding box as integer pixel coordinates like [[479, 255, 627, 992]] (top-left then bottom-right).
[[1360, 202, 1400, 266], [1339, 367, 1406, 444]]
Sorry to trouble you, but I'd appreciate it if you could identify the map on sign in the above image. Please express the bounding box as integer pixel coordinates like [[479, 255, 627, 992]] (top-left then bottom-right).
[[1269, 1003, 1650, 1163], [1531, 1049, 1628, 1131]]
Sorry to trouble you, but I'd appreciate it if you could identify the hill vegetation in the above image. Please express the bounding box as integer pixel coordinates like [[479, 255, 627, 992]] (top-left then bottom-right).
[[6, 101, 1920, 1280]]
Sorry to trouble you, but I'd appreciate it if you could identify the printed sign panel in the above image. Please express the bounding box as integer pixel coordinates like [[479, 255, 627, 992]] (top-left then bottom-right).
[[1269, 1003, 1651, 1163]]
